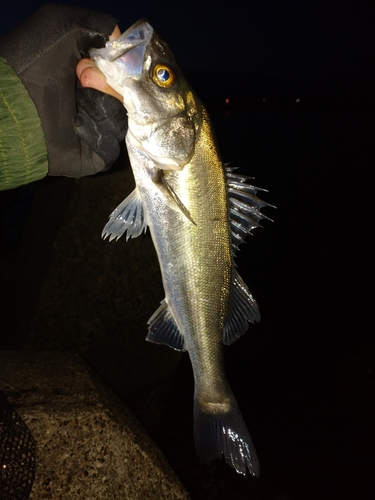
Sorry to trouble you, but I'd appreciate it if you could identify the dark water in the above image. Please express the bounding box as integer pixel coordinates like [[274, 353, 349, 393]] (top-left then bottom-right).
[[1, 104, 374, 499]]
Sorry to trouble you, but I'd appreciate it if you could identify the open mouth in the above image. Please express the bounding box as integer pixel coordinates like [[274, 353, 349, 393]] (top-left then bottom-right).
[[90, 20, 154, 76]]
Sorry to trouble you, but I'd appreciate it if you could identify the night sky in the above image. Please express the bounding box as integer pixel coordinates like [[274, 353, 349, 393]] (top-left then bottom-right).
[[1, 0, 374, 100]]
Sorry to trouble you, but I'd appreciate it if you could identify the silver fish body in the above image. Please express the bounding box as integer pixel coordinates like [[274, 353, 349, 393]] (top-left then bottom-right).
[[91, 21, 271, 476]]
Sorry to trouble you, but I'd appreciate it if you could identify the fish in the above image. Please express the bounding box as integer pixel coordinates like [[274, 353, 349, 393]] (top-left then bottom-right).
[[90, 20, 272, 476]]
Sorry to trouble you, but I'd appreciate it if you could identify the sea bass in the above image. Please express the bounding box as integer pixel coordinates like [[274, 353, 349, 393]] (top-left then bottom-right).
[[90, 20, 271, 476]]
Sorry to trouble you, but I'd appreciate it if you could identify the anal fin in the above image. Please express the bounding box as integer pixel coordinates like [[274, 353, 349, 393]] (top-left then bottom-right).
[[147, 299, 186, 351]]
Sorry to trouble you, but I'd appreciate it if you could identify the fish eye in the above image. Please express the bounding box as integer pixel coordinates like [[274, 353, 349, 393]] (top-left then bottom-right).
[[153, 64, 175, 88]]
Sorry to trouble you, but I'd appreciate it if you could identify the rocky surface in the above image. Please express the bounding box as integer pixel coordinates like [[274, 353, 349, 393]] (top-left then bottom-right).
[[0, 351, 190, 500]]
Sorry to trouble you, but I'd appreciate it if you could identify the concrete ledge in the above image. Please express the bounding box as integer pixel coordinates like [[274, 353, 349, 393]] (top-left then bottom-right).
[[0, 352, 190, 499]]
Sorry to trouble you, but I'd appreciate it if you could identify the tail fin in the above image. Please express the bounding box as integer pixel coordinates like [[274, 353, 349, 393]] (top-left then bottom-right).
[[194, 396, 260, 476]]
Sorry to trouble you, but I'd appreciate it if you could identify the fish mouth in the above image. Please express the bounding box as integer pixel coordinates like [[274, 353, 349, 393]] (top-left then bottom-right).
[[90, 20, 153, 76]]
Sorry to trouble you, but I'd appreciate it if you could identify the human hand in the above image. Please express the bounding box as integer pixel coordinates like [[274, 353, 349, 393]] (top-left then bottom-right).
[[76, 27, 123, 103], [0, 4, 127, 178], [73, 27, 126, 171]]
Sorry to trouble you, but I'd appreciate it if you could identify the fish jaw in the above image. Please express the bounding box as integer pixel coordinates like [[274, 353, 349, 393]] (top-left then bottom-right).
[[89, 20, 153, 95]]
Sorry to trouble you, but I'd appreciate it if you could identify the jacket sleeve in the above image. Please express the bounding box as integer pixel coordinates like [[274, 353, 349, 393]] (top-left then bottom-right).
[[0, 56, 48, 190]]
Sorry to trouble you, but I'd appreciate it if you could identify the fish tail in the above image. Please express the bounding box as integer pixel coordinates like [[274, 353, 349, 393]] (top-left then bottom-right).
[[193, 394, 260, 476]]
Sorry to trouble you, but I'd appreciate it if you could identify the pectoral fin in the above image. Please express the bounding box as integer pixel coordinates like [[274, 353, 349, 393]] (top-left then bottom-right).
[[102, 188, 147, 241], [153, 170, 196, 226]]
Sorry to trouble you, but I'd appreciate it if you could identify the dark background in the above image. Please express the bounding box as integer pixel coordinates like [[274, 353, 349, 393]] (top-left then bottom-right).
[[1, 1, 375, 499]]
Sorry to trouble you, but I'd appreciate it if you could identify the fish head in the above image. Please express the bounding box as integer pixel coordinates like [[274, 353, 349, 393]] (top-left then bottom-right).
[[90, 20, 200, 170]]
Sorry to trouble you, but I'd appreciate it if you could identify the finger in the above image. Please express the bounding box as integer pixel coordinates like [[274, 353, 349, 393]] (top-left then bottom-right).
[[76, 58, 95, 78], [76, 25, 123, 102], [109, 25, 121, 41], [77, 59, 123, 102]]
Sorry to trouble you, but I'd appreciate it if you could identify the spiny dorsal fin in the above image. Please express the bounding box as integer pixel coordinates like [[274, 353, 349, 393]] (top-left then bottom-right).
[[102, 188, 147, 241], [147, 299, 186, 351], [226, 165, 274, 254]]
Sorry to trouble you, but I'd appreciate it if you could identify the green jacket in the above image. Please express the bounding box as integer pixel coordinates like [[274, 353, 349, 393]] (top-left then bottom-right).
[[0, 56, 48, 191]]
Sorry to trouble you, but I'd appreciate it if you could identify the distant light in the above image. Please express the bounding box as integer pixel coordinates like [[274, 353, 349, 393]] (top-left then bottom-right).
[[225, 98, 230, 104], [262, 97, 267, 102], [296, 98, 301, 103]]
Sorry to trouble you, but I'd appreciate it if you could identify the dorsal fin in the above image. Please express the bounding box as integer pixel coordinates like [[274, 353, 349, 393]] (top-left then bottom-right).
[[226, 165, 274, 254], [223, 165, 274, 344], [223, 269, 261, 345]]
